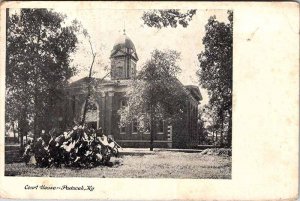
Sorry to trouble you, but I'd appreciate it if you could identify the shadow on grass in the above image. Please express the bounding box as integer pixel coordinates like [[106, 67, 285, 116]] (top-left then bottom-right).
[[5, 170, 20, 176]]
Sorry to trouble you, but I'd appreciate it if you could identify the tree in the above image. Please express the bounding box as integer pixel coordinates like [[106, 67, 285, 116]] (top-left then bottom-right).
[[142, 9, 197, 29], [118, 50, 188, 151], [201, 104, 222, 145], [141, 10, 233, 148], [197, 11, 233, 147], [6, 9, 80, 141], [79, 30, 111, 126], [80, 32, 96, 125]]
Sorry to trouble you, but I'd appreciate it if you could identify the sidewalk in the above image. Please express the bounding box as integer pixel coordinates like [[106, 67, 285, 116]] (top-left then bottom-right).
[[118, 148, 204, 156]]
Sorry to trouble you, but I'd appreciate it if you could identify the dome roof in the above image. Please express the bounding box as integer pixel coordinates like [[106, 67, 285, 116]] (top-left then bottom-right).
[[112, 32, 136, 52]]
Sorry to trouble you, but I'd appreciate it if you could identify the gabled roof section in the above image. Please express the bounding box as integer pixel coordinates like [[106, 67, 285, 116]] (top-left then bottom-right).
[[110, 47, 139, 61], [68, 77, 114, 88], [110, 50, 127, 58], [172, 78, 202, 103], [185, 85, 202, 101], [110, 32, 139, 61]]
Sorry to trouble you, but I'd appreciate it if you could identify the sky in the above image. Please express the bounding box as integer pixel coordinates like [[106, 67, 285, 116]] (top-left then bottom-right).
[[21, 8, 230, 105]]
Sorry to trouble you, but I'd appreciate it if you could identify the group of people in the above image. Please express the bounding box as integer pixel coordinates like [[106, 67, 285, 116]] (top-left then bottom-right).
[[23, 125, 120, 168]]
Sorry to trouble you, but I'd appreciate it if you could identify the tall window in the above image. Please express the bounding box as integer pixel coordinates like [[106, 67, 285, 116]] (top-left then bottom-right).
[[132, 119, 138, 134], [120, 100, 127, 134], [120, 125, 126, 134], [144, 123, 150, 135], [157, 120, 164, 134], [117, 66, 123, 78]]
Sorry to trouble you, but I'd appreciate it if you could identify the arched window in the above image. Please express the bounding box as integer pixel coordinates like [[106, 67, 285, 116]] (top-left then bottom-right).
[[82, 101, 99, 129]]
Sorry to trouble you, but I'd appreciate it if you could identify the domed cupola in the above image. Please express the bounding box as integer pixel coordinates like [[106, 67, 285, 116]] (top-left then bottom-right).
[[110, 30, 138, 80]]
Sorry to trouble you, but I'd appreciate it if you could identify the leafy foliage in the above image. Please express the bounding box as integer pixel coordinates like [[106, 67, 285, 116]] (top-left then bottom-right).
[[197, 11, 233, 147], [6, 9, 80, 139], [141, 9, 233, 147], [118, 50, 188, 150], [142, 9, 197, 28]]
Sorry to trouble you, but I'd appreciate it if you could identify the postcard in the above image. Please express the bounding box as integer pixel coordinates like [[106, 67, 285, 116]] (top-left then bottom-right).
[[0, 1, 298, 200]]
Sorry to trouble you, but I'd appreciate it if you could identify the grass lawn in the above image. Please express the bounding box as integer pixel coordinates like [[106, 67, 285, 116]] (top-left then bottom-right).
[[5, 151, 231, 179]]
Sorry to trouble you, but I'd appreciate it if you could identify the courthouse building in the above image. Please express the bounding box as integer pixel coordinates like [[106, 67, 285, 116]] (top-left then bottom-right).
[[59, 32, 202, 148]]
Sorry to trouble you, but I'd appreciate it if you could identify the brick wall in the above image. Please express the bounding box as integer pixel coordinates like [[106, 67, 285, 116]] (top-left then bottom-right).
[[60, 80, 200, 149]]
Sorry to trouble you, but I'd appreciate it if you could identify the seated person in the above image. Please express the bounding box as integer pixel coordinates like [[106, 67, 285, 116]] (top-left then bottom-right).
[[96, 128, 116, 149], [96, 128, 109, 146]]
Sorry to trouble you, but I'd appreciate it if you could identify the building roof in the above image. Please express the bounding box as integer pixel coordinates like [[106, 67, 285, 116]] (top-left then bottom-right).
[[172, 78, 202, 103], [68, 77, 114, 88], [110, 31, 139, 61], [185, 85, 203, 102], [68, 76, 133, 90], [69, 77, 202, 101], [112, 32, 136, 52]]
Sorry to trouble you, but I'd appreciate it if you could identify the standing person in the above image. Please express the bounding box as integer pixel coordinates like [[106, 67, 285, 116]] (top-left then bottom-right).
[[23, 139, 35, 165], [86, 127, 95, 141], [41, 129, 51, 146]]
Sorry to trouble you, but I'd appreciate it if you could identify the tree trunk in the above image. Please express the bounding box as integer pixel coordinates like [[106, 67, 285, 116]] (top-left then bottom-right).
[[11, 121, 16, 143], [81, 40, 96, 126], [32, 22, 46, 137], [150, 129, 154, 151], [149, 106, 155, 151], [33, 23, 42, 138], [34, 92, 38, 139], [19, 120, 24, 149], [16, 121, 19, 143], [20, 130, 24, 149], [227, 109, 232, 147], [220, 109, 224, 147], [81, 83, 91, 125], [149, 120, 154, 151]]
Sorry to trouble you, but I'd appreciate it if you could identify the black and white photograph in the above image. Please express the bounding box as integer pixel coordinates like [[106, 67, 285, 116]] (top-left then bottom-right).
[[1, 1, 299, 201], [4, 7, 230, 179]]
